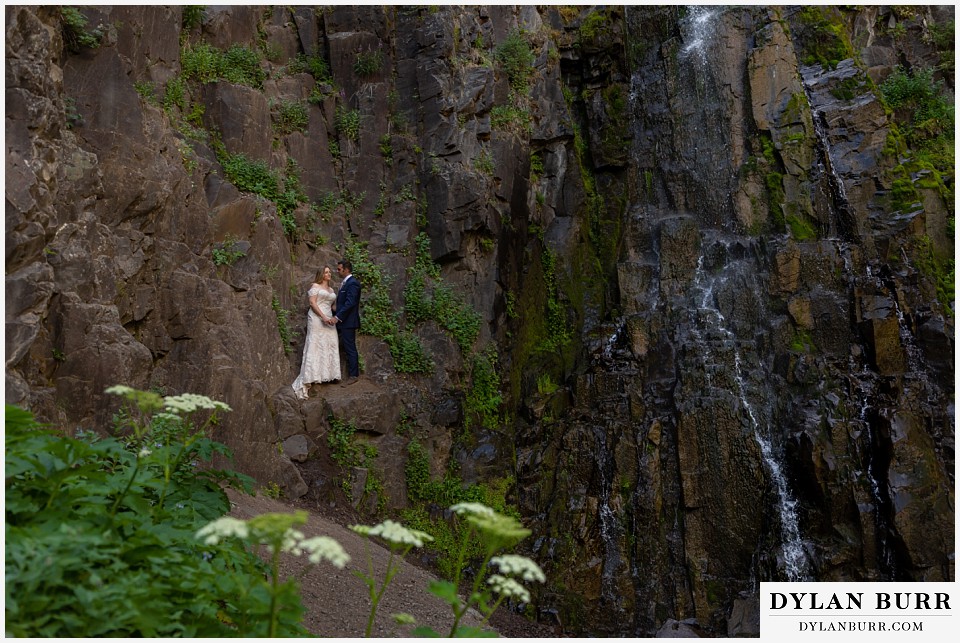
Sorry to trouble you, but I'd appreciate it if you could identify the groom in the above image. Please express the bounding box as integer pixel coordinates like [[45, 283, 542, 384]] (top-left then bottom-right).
[[333, 259, 361, 385]]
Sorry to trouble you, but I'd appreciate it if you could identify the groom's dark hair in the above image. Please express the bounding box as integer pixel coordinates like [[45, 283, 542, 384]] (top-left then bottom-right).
[[338, 259, 352, 271]]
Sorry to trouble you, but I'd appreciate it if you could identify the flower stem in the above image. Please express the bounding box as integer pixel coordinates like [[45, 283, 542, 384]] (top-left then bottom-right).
[[268, 546, 281, 638], [109, 458, 140, 518]]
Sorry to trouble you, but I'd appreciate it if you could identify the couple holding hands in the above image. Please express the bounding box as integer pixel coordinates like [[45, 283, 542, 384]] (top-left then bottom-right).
[[291, 259, 362, 399]]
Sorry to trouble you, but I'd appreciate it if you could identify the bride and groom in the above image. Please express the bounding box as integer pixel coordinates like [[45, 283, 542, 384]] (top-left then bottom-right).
[[291, 259, 362, 399]]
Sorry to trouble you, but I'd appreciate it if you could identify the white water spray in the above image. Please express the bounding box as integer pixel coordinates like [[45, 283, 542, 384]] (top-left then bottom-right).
[[692, 239, 811, 581]]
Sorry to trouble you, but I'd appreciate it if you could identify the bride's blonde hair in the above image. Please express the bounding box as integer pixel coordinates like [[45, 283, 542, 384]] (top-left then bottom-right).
[[315, 266, 333, 283]]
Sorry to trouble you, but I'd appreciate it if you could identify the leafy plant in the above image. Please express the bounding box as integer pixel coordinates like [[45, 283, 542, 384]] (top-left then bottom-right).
[[60, 6, 104, 53], [182, 5, 205, 31], [181, 42, 265, 89], [211, 235, 246, 266], [464, 349, 503, 430], [3, 389, 291, 637], [495, 30, 535, 93], [271, 295, 297, 354], [344, 239, 433, 375], [163, 76, 188, 113], [880, 66, 954, 145], [273, 99, 309, 135], [490, 103, 532, 136], [474, 150, 494, 176], [353, 46, 384, 77], [134, 81, 158, 103], [220, 44, 267, 88], [289, 52, 334, 83], [537, 373, 559, 396], [197, 510, 350, 637], [64, 97, 84, 129], [336, 106, 362, 142], [327, 417, 362, 468], [539, 246, 572, 352], [412, 503, 545, 637], [402, 233, 480, 354], [350, 520, 433, 636], [219, 152, 280, 200]]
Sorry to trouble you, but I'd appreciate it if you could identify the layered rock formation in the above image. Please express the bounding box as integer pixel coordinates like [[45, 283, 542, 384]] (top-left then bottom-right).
[[6, 5, 954, 636]]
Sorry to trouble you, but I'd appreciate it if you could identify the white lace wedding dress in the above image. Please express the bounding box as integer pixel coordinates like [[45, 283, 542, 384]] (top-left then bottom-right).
[[292, 286, 341, 399]]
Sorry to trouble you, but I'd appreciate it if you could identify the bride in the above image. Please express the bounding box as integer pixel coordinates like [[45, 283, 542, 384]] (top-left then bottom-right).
[[292, 266, 341, 399]]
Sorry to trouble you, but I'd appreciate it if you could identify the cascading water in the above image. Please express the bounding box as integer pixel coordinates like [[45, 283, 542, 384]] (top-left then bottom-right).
[[798, 61, 861, 241], [679, 6, 720, 67], [594, 422, 625, 609], [690, 236, 811, 581]]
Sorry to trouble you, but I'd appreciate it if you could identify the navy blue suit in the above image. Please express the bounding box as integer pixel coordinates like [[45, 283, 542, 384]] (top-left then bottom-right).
[[335, 275, 361, 377]]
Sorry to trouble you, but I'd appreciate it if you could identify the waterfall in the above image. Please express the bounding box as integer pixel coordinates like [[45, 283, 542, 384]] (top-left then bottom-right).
[[691, 237, 811, 581], [798, 61, 860, 241], [679, 6, 720, 67], [595, 424, 624, 604]]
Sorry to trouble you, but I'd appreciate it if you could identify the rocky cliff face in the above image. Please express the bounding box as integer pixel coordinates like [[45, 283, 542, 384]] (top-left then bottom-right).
[[5, 5, 954, 636]]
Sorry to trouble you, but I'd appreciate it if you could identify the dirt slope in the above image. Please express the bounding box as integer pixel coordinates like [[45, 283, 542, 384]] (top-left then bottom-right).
[[226, 489, 554, 638]]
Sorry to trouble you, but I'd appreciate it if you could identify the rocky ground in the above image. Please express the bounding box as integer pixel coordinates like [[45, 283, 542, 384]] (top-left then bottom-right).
[[226, 489, 557, 638]]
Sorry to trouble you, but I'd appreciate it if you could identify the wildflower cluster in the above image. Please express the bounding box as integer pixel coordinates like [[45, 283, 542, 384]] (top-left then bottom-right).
[[350, 519, 434, 548], [164, 392, 232, 414], [196, 511, 351, 568]]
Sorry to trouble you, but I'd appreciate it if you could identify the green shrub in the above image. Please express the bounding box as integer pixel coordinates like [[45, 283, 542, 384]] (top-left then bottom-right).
[[474, 150, 494, 175], [390, 330, 435, 374], [464, 349, 503, 430], [402, 233, 480, 354], [3, 393, 310, 638], [220, 45, 266, 88], [404, 438, 432, 501], [181, 42, 265, 89], [795, 6, 853, 69], [353, 47, 384, 77], [220, 152, 280, 201], [181, 42, 222, 82], [327, 418, 362, 468], [274, 99, 309, 135], [495, 31, 535, 93], [335, 106, 362, 142], [60, 6, 103, 53], [539, 247, 572, 352], [163, 76, 188, 113], [211, 236, 246, 266], [289, 52, 333, 83], [134, 81, 157, 103], [271, 295, 297, 354], [182, 5, 205, 31], [490, 103, 532, 135], [880, 66, 954, 144]]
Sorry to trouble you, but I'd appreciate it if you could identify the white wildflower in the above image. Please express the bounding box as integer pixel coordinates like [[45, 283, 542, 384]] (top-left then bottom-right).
[[487, 574, 531, 603], [350, 519, 434, 548], [299, 536, 351, 568], [490, 554, 546, 583], [137, 447, 152, 458], [276, 528, 306, 555], [196, 516, 249, 545], [163, 393, 231, 414], [449, 502, 496, 518], [105, 385, 136, 396]]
